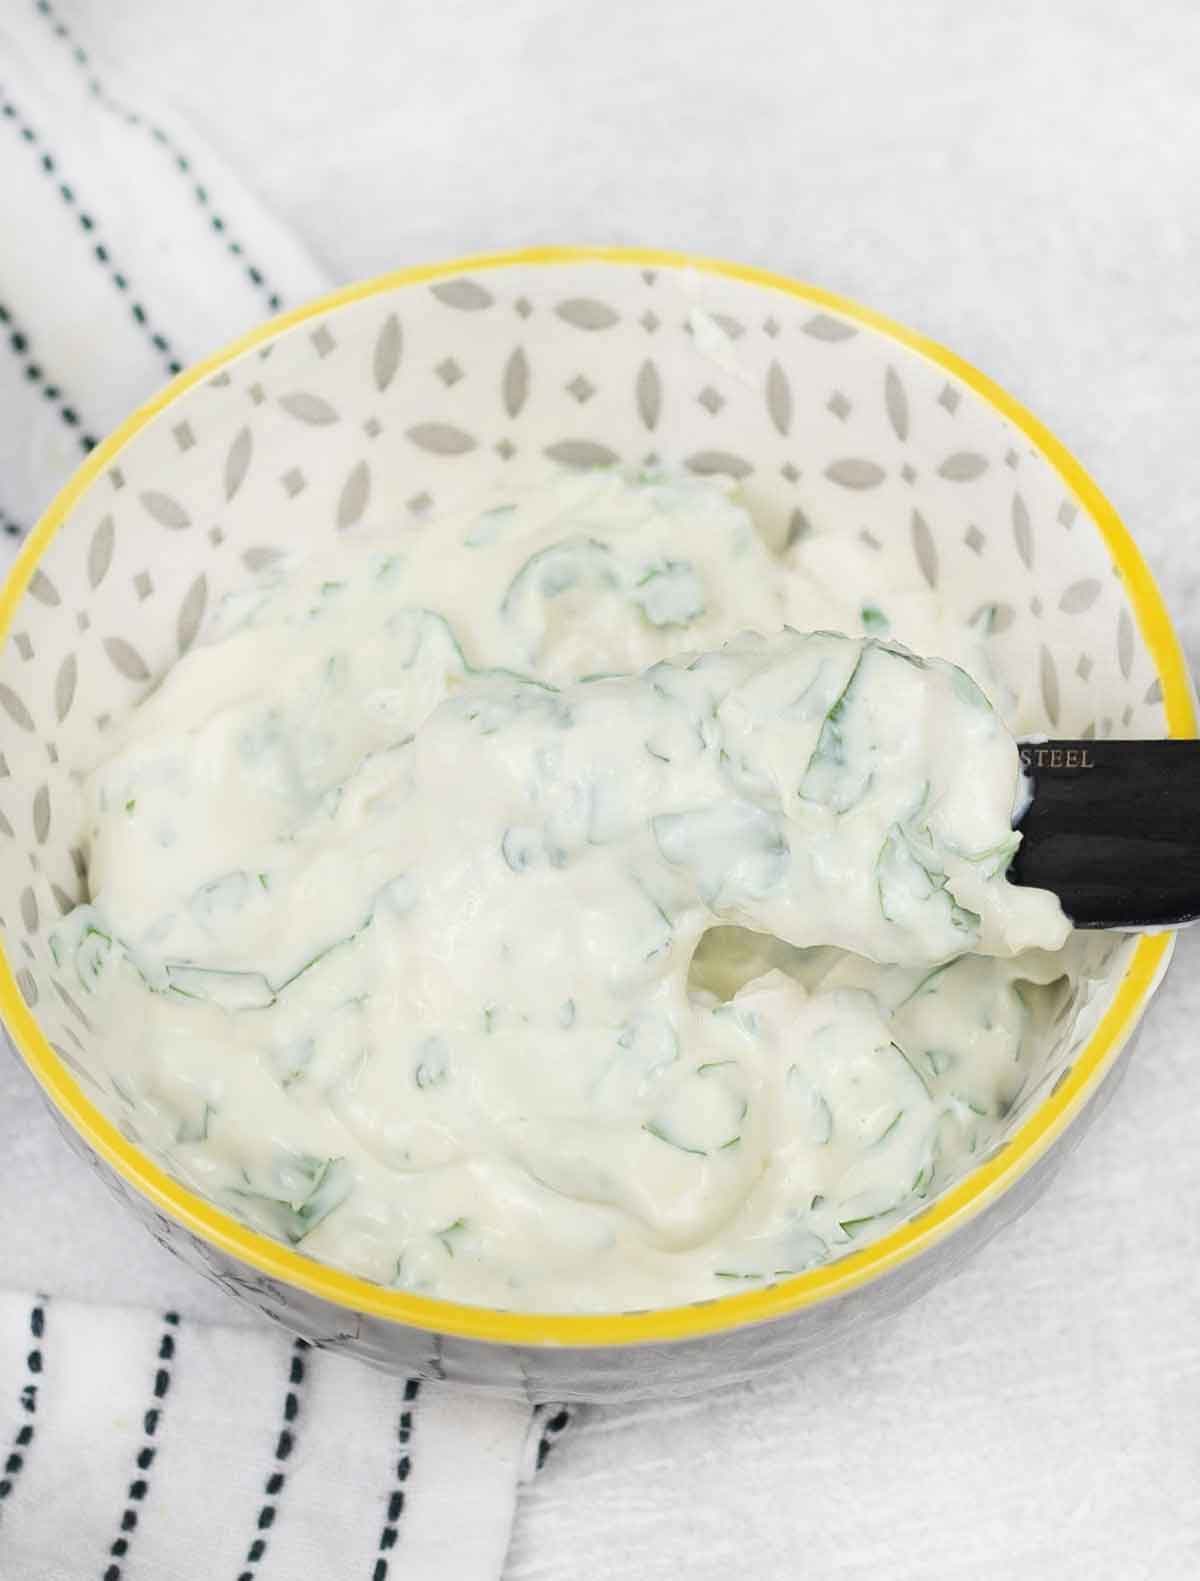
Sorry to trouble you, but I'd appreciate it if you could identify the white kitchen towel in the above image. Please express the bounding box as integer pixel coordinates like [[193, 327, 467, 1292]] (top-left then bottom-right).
[[0, 0, 326, 543], [0, 1290, 571, 1581], [0, 6, 569, 1577]]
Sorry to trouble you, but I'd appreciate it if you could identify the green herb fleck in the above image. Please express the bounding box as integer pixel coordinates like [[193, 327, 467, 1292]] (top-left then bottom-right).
[[924, 1047, 955, 1078], [955, 1093, 990, 1117], [957, 831, 1021, 880], [177, 1102, 214, 1144], [877, 641, 927, 670], [436, 1217, 468, 1256], [76, 924, 114, 993], [500, 536, 615, 618], [892, 1040, 933, 1097], [464, 504, 516, 548], [631, 560, 706, 629], [643, 1120, 707, 1157], [415, 1036, 450, 1089], [165, 963, 276, 1011], [838, 1213, 882, 1238], [897, 957, 962, 1008], [501, 827, 541, 873], [949, 663, 992, 710], [230, 1156, 352, 1245], [797, 647, 872, 811], [872, 1110, 905, 1147]]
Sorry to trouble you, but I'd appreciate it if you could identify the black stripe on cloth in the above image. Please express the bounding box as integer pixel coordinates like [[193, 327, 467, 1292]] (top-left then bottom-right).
[[0, 298, 100, 453], [235, 1337, 309, 1581], [101, 1311, 179, 1581], [371, 1379, 420, 1581], [0, 87, 184, 376], [533, 1403, 573, 1472], [0, 1298, 47, 1519], [33, 0, 286, 316]]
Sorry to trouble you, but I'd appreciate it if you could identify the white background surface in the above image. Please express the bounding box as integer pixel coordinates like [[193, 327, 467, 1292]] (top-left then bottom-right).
[[5, 1, 1199, 1574]]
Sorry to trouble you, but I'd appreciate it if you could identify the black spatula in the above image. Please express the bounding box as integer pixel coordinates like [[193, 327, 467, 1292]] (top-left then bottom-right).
[[1011, 739, 1200, 928]]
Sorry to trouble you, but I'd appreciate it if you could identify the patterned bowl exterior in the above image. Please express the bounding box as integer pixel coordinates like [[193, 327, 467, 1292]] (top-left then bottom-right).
[[0, 249, 1191, 1401]]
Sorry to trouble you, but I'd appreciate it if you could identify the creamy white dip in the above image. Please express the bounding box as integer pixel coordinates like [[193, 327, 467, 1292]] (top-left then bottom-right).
[[54, 470, 1073, 1311]]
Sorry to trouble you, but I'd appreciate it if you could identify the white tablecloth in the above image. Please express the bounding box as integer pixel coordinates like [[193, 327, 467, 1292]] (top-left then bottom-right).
[[7, 1, 1200, 1574]]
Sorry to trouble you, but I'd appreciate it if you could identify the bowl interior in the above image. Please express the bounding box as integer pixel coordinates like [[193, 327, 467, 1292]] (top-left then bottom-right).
[[0, 251, 1186, 1336]]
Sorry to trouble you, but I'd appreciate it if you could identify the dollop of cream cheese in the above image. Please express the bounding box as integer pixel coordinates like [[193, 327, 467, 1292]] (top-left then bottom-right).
[[54, 470, 1073, 1311]]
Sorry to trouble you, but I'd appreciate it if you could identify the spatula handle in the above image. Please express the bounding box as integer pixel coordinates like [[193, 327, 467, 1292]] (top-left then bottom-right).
[[1010, 739, 1200, 928]]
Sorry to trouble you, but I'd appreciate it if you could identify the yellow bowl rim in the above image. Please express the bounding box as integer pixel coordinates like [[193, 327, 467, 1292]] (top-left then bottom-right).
[[0, 245, 1192, 1349]]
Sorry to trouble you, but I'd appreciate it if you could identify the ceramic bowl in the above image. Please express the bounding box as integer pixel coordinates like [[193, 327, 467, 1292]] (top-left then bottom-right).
[[0, 249, 1192, 1401]]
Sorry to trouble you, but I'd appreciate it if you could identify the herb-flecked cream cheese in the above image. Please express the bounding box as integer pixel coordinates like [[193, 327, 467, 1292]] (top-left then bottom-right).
[[54, 471, 1072, 1311]]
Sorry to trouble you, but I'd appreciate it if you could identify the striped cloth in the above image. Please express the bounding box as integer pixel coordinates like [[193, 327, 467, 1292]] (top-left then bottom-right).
[[0, 6, 570, 1577], [0, 0, 325, 541], [0, 1290, 570, 1581]]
